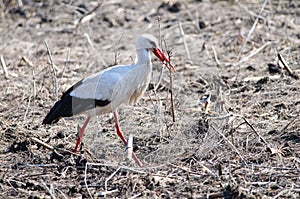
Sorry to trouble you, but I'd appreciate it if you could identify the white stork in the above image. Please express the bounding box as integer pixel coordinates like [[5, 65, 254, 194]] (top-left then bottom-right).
[[43, 34, 175, 166]]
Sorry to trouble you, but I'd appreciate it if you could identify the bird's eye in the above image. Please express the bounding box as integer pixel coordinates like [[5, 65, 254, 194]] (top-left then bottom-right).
[[149, 40, 156, 47]]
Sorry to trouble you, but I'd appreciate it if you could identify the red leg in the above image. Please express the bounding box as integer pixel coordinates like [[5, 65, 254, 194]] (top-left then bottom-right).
[[113, 112, 127, 145], [113, 112, 143, 167], [73, 116, 91, 153]]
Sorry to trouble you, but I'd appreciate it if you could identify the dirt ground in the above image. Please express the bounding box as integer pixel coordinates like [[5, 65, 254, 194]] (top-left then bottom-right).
[[0, 0, 299, 198]]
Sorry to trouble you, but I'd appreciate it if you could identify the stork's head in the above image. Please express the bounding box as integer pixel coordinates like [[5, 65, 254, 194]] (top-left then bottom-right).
[[136, 34, 175, 71]]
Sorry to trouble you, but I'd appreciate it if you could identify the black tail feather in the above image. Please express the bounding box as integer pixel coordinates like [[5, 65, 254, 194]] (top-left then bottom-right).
[[42, 97, 73, 124], [42, 94, 111, 124]]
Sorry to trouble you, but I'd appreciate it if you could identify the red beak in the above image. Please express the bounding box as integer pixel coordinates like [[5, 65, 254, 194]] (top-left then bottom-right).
[[153, 48, 175, 72]]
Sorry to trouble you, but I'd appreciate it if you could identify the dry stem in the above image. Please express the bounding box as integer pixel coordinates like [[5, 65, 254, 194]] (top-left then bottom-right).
[[44, 40, 58, 100], [75, 3, 102, 28], [210, 124, 247, 165], [178, 21, 191, 60], [167, 49, 176, 123], [169, 69, 175, 122], [241, 116, 268, 145], [154, 17, 165, 91], [233, 41, 272, 67], [236, 0, 269, 59], [0, 55, 9, 79], [278, 53, 299, 79]]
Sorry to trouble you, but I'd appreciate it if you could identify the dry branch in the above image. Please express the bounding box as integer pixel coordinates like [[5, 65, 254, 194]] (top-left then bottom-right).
[[128, 193, 142, 199], [21, 56, 34, 68], [31, 137, 55, 150], [0, 55, 9, 79], [280, 113, 300, 135], [44, 40, 59, 100], [30, 137, 78, 156], [158, 16, 162, 50], [241, 116, 268, 145], [242, 74, 281, 82], [17, 0, 23, 7], [84, 163, 146, 198], [278, 53, 299, 79], [178, 21, 191, 60], [41, 179, 56, 199], [273, 184, 295, 199], [23, 86, 33, 122], [105, 167, 121, 197], [83, 33, 107, 66], [97, 190, 119, 198], [154, 17, 165, 91], [236, 0, 269, 59], [211, 124, 247, 165], [75, 3, 102, 28], [233, 41, 271, 67], [211, 45, 221, 67], [169, 68, 175, 122], [75, 0, 121, 28]]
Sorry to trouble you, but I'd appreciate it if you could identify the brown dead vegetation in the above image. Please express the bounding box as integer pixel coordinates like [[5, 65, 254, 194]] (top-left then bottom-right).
[[0, 0, 299, 198]]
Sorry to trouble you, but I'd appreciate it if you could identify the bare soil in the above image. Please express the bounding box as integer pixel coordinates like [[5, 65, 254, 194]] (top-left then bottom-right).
[[0, 0, 300, 198]]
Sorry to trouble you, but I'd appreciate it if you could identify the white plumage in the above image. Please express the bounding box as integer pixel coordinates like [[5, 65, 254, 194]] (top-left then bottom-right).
[[43, 34, 175, 166]]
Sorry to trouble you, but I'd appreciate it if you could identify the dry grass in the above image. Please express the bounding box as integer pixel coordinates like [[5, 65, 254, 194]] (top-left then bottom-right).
[[0, 0, 299, 198]]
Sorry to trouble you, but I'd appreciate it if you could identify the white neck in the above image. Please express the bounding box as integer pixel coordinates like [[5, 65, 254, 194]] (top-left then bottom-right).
[[135, 48, 152, 66]]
